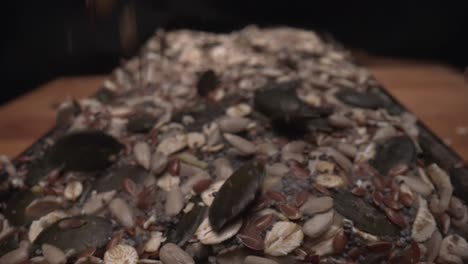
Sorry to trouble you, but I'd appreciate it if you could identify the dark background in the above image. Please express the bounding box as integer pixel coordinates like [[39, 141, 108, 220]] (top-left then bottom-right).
[[1, 0, 467, 105]]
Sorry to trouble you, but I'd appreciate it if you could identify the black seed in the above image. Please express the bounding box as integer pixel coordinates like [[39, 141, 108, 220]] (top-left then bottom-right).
[[333, 190, 400, 238], [34, 216, 112, 255], [370, 136, 416, 176], [197, 70, 219, 96], [335, 89, 385, 109], [127, 113, 158, 133], [209, 162, 265, 231], [94, 164, 148, 192], [48, 131, 123, 172], [168, 203, 207, 246]]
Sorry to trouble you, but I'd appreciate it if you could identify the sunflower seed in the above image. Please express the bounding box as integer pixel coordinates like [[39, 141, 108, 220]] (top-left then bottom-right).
[[426, 164, 453, 214], [412, 196, 436, 242], [103, 244, 138, 264], [151, 152, 168, 175], [196, 218, 242, 245], [335, 142, 357, 158], [64, 181, 83, 201], [157, 134, 187, 156], [157, 173, 180, 192], [214, 158, 234, 180], [244, 256, 279, 264], [218, 116, 251, 134], [187, 132, 206, 149], [300, 196, 334, 215], [328, 114, 354, 128], [42, 244, 67, 264], [203, 122, 221, 146], [256, 142, 279, 157], [315, 174, 344, 188], [165, 188, 184, 216], [29, 211, 68, 242], [0, 240, 30, 264], [264, 221, 303, 256], [282, 141, 308, 154], [108, 198, 135, 228], [144, 232, 165, 252], [224, 133, 256, 155], [266, 163, 289, 178], [303, 210, 334, 238], [316, 161, 335, 174], [226, 103, 252, 117], [134, 142, 151, 170], [424, 230, 442, 262], [201, 180, 224, 206], [82, 190, 116, 215]]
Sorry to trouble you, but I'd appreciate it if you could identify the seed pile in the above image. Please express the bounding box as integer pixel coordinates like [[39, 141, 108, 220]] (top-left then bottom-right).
[[0, 26, 467, 264]]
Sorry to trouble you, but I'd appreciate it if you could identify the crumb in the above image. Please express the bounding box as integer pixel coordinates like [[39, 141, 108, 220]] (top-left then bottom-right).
[[456, 126, 468, 135], [443, 138, 452, 145]]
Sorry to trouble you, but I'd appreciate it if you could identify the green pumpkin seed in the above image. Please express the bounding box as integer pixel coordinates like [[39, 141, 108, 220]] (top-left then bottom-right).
[[168, 203, 207, 246]]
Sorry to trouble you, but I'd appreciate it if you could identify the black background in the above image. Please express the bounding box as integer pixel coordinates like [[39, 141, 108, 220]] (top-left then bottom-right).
[[1, 0, 467, 105]]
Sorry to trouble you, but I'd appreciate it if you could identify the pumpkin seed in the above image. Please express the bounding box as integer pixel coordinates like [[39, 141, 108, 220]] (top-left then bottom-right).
[[127, 113, 158, 133], [370, 136, 416, 176], [4, 191, 38, 226], [34, 216, 112, 255], [333, 190, 400, 237], [48, 131, 123, 172], [167, 203, 207, 246], [94, 165, 147, 192], [253, 82, 330, 135], [197, 70, 219, 96], [334, 89, 385, 109], [209, 162, 265, 231]]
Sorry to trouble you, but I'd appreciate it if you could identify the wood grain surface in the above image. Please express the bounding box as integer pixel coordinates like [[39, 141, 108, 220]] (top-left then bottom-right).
[[0, 59, 467, 160]]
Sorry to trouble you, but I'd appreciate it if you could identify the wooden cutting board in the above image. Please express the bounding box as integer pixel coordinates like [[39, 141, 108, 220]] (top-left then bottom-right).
[[0, 58, 467, 160]]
